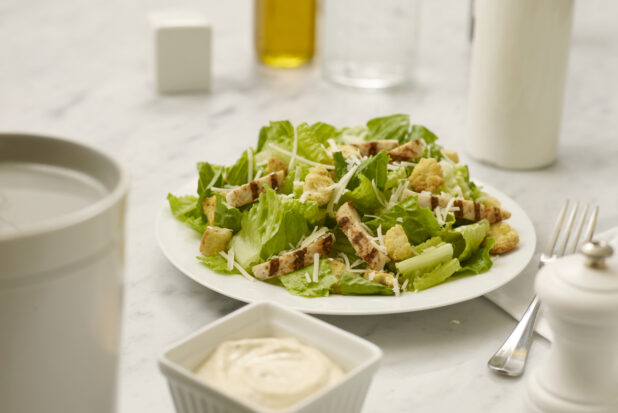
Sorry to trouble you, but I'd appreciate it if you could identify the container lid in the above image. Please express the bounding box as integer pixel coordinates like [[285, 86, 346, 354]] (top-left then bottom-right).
[[0, 133, 129, 283], [536, 239, 618, 321]]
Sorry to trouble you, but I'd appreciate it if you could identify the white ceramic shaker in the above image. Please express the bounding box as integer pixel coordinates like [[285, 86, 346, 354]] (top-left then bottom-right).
[[466, 0, 575, 169], [526, 241, 618, 412]]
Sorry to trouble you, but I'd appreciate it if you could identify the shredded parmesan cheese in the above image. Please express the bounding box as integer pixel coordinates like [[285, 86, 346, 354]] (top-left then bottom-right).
[[305, 272, 311, 283], [227, 247, 235, 271], [218, 251, 255, 282], [368, 271, 376, 281], [377, 225, 384, 247], [350, 258, 364, 268], [392, 276, 400, 296], [371, 179, 386, 207], [312, 253, 320, 282], [326, 162, 359, 217], [269, 143, 334, 169], [339, 252, 351, 271], [401, 278, 409, 292]]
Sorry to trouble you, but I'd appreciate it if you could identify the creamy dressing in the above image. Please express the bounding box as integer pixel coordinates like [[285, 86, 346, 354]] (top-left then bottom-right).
[[195, 337, 344, 410]]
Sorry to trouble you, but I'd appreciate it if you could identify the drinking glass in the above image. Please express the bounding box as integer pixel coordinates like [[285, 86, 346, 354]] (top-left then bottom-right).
[[320, 0, 419, 88]]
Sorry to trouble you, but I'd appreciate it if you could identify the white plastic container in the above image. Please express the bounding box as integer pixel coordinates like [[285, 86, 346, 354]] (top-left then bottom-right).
[[0, 133, 129, 413], [158, 301, 383, 413], [466, 0, 575, 169]]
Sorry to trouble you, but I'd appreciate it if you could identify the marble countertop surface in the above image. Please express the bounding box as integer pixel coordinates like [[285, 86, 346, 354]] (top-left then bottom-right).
[[1, 0, 617, 412]]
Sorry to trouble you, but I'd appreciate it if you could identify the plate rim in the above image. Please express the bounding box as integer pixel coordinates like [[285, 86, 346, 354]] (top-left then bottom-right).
[[156, 180, 536, 315]]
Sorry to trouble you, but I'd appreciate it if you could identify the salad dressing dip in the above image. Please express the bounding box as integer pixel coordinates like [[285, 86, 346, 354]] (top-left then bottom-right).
[[195, 337, 344, 410]]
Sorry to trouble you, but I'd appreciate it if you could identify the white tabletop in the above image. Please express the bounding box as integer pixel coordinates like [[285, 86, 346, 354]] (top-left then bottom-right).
[[1, 0, 617, 412]]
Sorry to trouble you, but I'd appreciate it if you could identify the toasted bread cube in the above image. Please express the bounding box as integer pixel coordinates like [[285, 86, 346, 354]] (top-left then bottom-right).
[[328, 259, 347, 294], [443, 149, 459, 163], [201, 195, 217, 224], [266, 156, 288, 175], [488, 222, 519, 254], [408, 158, 445, 193], [303, 166, 335, 206], [384, 225, 413, 261], [363, 270, 396, 288], [200, 226, 233, 256]]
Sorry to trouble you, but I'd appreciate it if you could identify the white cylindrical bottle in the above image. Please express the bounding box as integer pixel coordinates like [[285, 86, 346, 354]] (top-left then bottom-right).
[[466, 0, 575, 169], [526, 241, 618, 412]]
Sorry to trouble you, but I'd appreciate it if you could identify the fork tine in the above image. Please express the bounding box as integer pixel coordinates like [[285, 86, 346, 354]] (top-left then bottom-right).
[[568, 204, 589, 254], [582, 206, 599, 245], [557, 201, 579, 256], [545, 200, 570, 256]]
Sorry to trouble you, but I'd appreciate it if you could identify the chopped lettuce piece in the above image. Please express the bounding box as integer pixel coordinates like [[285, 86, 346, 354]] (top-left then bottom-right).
[[366, 195, 441, 244], [333, 151, 348, 181], [279, 259, 339, 298], [197, 255, 239, 274], [256, 120, 295, 152], [334, 125, 369, 144], [343, 174, 385, 214], [385, 166, 409, 191], [413, 258, 461, 291], [212, 194, 243, 232], [225, 149, 253, 186], [366, 114, 410, 144], [167, 194, 206, 234], [414, 236, 444, 253], [339, 272, 394, 295], [409, 125, 443, 160], [229, 187, 321, 268], [453, 219, 490, 261], [455, 238, 495, 277], [197, 162, 224, 219], [438, 162, 482, 201], [296, 122, 336, 165], [396, 243, 453, 278]]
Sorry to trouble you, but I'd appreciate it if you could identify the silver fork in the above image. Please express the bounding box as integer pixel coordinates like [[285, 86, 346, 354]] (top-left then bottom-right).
[[487, 200, 599, 377]]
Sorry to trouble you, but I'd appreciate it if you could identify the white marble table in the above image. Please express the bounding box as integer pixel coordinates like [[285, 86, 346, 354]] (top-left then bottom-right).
[[1, 0, 617, 412]]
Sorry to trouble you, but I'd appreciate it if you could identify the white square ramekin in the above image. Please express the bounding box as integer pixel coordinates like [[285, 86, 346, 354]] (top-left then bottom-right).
[[158, 301, 383, 413]]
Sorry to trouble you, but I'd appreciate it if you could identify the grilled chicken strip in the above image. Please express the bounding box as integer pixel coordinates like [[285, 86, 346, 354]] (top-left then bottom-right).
[[335, 202, 390, 270], [403, 190, 511, 223], [352, 140, 399, 157], [251, 233, 335, 280], [387, 140, 423, 162], [225, 171, 285, 208]]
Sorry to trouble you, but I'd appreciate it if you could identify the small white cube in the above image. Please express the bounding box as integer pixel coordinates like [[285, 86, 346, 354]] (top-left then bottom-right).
[[150, 11, 211, 94]]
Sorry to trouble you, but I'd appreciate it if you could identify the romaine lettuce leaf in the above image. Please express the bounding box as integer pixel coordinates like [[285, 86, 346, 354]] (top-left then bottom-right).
[[279, 259, 339, 297], [197, 162, 224, 219], [333, 125, 368, 144], [343, 174, 385, 214], [366, 114, 410, 144], [385, 166, 409, 190], [366, 195, 441, 244], [256, 120, 295, 152], [296, 122, 336, 164], [351, 150, 389, 190], [229, 187, 321, 268], [396, 243, 453, 278], [455, 238, 495, 277], [225, 149, 253, 186], [197, 255, 239, 274], [438, 161, 482, 200], [409, 125, 443, 160], [333, 151, 348, 181], [413, 258, 461, 291], [453, 219, 490, 261], [339, 271, 394, 295], [167, 194, 206, 234], [213, 194, 243, 232]]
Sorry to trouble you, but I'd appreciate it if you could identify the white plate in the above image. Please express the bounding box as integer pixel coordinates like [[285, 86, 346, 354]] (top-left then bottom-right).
[[156, 181, 535, 315]]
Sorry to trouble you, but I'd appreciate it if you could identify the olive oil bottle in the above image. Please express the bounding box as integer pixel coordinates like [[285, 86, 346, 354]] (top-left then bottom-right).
[[254, 0, 316, 68]]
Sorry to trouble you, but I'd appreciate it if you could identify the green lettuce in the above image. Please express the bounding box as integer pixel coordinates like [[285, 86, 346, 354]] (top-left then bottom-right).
[[339, 271, 394, 295], [333, 125, 368, 144], [229, 187, 321, 268], [385, 166, 409, 191], [438, 161, 482, 201], [455, 238, 495, 277], [409, 125, 443, 160], [366, 114, 410, 143], [452, 219, 490, 261], [225, 149, 253, 186], [296, 122, 336, 164], [212, 194, 243, 232], [197, 162, 224, 219], [167, 194, 206, 233], [279, 260, 339, 297], [343, 174, 385, 214], [353, 150, 389, 190], [366, 195, 441, 244], [413, 258, 461, 291], [197, 255, 239, 274], [396, 243, 454, 278]]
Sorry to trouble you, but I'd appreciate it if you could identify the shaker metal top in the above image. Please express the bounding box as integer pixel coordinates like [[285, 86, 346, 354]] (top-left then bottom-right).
[[580, 240, 614, 269]]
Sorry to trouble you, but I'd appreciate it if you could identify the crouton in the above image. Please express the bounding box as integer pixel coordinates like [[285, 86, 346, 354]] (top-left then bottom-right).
[[363, 270, 396, 288], [384, 225, 414, 261], [303, 166, 335, 206], [200, 226, 233, 256], [488, 222, 519, 254], [327, 259, 347, 294], [202, 195, 217, 224], [443, 149, 459, 163], [408, 158, 445, 193], [266, 156, 288, 175]]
